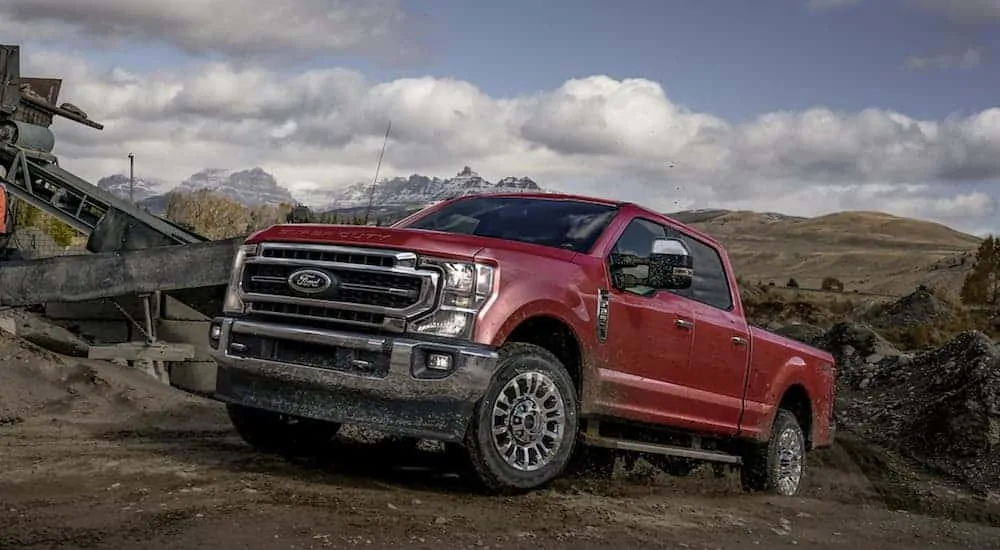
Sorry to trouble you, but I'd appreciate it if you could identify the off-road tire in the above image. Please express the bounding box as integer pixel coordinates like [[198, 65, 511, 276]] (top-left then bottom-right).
[[739, 408, 806, 496], [226, 404, 341, 458], [463, 342, 579, 495]]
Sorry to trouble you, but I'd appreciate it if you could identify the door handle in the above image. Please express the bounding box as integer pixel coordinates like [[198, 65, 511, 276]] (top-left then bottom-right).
[[675, 318, 694, 330], [731, 336, 748, 346]]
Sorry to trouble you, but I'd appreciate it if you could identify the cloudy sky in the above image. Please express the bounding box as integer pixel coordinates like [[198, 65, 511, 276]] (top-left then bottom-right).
[[3, 0, 999, 234]]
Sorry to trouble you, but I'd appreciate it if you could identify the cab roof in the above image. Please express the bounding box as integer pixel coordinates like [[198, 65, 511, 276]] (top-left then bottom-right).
[[458, 192, 724, 249]]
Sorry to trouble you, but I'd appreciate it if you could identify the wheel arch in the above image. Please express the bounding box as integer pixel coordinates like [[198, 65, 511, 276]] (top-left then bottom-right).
[[777, 383, 813, 449], [500, 313, 585, 394]]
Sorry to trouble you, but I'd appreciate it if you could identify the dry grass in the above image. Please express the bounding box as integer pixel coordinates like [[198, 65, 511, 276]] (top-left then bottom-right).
[[673, 209, 981, 299]]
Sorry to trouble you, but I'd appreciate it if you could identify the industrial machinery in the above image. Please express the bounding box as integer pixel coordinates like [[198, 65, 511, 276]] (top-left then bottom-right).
[[0, 44, 207, 254], [0, 44, 240, 381]]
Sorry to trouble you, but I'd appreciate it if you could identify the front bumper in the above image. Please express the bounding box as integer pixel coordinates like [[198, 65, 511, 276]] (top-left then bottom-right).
[[208, 317, 499, 442]]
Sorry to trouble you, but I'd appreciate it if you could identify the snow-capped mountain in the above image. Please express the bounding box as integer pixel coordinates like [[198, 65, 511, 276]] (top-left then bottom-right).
[[96, 174, 163, 203], [96, 166, 545, 220], [177, 167, 295, 206], [322, 166, 544, 210]]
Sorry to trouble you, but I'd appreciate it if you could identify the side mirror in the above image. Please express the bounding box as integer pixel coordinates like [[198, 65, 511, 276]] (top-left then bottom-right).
[[648, 238, 693, 290]]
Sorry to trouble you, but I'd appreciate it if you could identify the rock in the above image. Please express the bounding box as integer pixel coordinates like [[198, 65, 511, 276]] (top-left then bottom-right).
[[814, 322, 901, 391], [838, 330, 1000, 493], [863, 287, 953, 329]]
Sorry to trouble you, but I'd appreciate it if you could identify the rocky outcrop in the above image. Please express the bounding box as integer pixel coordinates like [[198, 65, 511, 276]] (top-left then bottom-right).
[[837, 331, 1000, 492], [815, 322, 906, 391], [774, 301, 1000, 494], [863, 286, 954, 329]]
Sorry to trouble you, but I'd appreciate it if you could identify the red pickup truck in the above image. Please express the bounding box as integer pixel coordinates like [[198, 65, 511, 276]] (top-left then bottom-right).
[[204, 192, 836, 495]]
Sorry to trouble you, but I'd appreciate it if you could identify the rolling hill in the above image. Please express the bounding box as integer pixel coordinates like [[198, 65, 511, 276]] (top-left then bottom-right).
[[95, 165, 984, 299], [669, 209, 981, 298]]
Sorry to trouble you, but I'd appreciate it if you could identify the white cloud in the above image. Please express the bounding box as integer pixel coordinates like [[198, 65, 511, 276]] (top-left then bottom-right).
[[16, 48, 1000, 233], [904, 48, 986, 70], [0, 0, 418, 59]]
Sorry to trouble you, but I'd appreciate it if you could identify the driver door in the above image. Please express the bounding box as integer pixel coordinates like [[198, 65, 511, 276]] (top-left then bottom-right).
[[600, 217, 698, 428]]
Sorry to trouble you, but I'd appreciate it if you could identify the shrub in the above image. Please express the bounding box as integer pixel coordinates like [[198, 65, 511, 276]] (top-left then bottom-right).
[[821, 276, 844, 292]]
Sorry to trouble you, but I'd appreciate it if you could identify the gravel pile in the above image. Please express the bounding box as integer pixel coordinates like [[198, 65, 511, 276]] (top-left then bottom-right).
[[837, 331, 1000, 493]]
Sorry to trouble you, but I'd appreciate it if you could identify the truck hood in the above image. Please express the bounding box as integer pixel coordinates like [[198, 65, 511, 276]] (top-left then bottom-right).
[[245, 224, 491, 260]]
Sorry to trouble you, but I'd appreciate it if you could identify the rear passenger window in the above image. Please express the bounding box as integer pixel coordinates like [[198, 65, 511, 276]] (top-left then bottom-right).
[[675, 234, 733, 311]]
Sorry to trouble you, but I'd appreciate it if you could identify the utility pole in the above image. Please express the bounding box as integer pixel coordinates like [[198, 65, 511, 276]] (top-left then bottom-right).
[[128, 152, 135, 204]]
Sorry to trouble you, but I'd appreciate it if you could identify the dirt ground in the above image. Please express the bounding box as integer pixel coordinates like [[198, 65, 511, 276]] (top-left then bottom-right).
[[3, 337, 1000, 549]]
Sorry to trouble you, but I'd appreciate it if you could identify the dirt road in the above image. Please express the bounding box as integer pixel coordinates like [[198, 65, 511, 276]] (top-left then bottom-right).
[[2, 340, 1000, 549]]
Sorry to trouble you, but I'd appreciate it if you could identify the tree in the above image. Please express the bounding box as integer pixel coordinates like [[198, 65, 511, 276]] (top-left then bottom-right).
[[960, 235, 999, 306], [786, 278, 799, 288]]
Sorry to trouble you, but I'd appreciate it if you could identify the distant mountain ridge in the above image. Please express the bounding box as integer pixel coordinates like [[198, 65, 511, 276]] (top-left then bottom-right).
[[321, 166, 543, 210], [97, 165, 545, 216], [176, 167, 295, 206], [95, 174, 162, 203]]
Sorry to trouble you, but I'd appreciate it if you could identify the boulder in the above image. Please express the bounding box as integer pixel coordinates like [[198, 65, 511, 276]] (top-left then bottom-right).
[[814, 322, 904, 391]]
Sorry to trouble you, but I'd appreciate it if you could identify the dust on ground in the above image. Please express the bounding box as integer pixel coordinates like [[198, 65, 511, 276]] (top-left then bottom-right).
[[2, 334, 1000, 549]]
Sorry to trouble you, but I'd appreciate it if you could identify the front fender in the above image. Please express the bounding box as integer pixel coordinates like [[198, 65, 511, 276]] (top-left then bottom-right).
[[481, 292, 591, 349]]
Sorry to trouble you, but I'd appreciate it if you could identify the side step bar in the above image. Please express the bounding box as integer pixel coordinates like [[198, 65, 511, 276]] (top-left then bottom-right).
[[581, 421, 742, 465]]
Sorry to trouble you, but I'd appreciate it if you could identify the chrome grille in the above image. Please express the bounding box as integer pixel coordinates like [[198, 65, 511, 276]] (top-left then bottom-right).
[[239, 242, 438, 331], [243, 264, 422, 309]]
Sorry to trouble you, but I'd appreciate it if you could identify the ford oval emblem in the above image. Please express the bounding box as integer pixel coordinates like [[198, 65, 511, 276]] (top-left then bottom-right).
[[287, 268, 333, 295]]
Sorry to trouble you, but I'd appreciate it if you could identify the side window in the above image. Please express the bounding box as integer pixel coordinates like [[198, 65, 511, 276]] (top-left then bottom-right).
[[675, 233, 734, 311], [608, 217, 734, 310]]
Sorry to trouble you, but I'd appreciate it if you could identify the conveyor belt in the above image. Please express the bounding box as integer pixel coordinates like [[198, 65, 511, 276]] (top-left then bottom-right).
[[0, 43, 231, 315], [0, 143, 206, 252]]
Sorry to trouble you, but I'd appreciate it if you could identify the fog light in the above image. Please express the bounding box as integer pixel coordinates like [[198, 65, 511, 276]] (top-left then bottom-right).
[[427, 353, 452, 371], [209, 323, 222, 347]]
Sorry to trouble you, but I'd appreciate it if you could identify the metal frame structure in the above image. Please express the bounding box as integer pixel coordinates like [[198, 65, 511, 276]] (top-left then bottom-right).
[[0, 142, 205, 244], [0, 43, 218, 371]]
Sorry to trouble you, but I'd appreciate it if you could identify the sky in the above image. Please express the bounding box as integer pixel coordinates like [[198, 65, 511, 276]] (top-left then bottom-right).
[[1, 0, 998, 234]]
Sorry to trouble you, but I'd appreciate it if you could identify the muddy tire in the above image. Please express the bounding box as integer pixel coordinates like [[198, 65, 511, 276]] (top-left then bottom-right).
[[740, 409, 806, 496], [463, 343, 579, 494], [226, 404, 341, 458]]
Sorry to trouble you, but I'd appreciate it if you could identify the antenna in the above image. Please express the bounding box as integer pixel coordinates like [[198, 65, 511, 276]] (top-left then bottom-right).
[[363, 120, 391, 225]]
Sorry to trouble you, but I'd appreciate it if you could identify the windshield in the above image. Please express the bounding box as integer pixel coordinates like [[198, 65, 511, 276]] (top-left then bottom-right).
[[397, 196, 619, 253]]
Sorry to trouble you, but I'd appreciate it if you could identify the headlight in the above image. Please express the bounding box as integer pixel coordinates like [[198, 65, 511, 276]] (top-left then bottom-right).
[[222, 244, 257, 315], [410, 259, 496, 339]]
